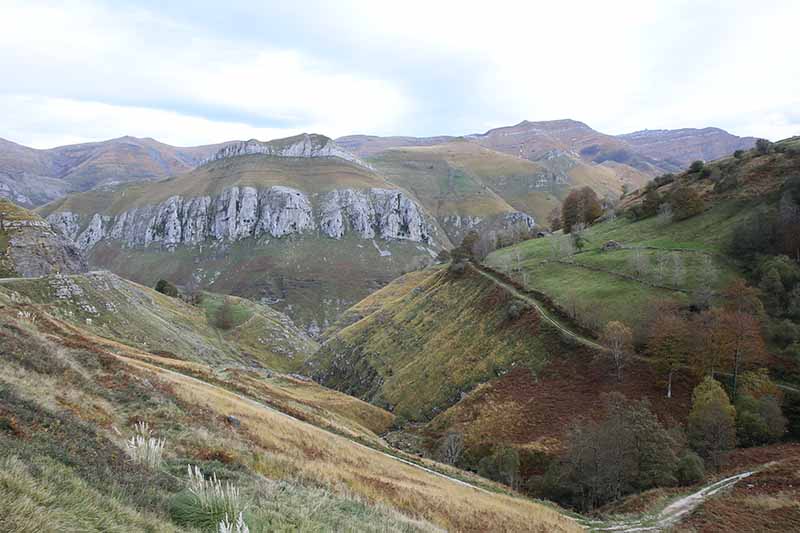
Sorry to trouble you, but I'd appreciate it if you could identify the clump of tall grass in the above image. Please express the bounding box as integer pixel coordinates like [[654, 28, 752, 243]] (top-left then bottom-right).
[[218, 511, 250, 533], [170, 465, 246, 530], [125, 421, 165, 469]]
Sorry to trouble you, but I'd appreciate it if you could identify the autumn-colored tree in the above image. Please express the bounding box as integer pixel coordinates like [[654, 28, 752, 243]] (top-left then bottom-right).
[[720, 280, 768, 399], [739, 368, 783, 401], [602, 321, 633, 381], [561, 187, 602, 233], [647, 306, 691, 398], [690, 280, 767, 398], [690, 310, 725, 378], [670, 186, 704, 221], [721, 278, 764, 316], [548, 206, 562, 231], [641, 189, 662, 218], [688, 377, 736, 469], [692, 308, 767, 398]]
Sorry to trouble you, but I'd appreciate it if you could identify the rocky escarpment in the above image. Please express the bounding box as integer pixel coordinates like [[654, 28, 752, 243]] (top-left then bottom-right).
[[441, 211, 536, 243], [0, 199, 87, 277], [48, 186, 434, 251], [204, 133, 372, 170]]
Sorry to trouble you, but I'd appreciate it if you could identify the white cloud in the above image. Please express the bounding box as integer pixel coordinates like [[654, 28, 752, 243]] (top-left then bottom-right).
[[0, 95, 328, 148], [0, 0, 411, 147], [0, 0, 798, 146]]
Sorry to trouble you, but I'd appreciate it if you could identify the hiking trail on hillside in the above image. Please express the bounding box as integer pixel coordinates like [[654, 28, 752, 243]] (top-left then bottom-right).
[[583, 467, 767, 531], [470, 263, 608, 352]]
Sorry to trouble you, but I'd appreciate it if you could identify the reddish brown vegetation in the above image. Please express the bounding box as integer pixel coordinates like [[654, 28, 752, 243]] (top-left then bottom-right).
[[430, 351, 694, 468], [678, 449, 800, 532]]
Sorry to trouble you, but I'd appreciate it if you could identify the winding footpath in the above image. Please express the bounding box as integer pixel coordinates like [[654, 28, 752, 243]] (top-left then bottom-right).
[[584, 468, 764, 532], [469, 263, 608, 352]]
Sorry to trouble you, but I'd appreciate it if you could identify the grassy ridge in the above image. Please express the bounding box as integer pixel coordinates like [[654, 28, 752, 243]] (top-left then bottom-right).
[[312, 266, 575, 421], [0, 271, 318, 371]]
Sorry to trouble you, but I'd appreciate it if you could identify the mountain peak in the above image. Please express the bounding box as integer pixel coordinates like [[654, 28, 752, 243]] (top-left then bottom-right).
[[204, 132, 371, 169]]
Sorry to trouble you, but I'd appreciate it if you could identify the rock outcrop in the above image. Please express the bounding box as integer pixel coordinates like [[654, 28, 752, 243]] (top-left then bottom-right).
[[440, 211, 536, 243], [0, 199, 87, 277], [48, 186, 433, 251], [204, 133, 372, 170]]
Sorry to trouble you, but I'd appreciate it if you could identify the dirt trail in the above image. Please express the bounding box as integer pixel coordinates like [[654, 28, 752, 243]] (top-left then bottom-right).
[[470, 263, 608, 352], [585, 469, 761, 532]]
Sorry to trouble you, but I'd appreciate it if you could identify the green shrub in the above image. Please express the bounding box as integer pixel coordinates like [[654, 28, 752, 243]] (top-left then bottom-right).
[[154, 279, 179, 297], [755, 138, 774, 155], [689, 160, 705, 173], [214, 298, 236, 330], [736, 395, 786, 446], [507, 300, 527, 320], [448, 260, 466, 276], [478, 446, 520, 488], [675, 451, 705, 485]]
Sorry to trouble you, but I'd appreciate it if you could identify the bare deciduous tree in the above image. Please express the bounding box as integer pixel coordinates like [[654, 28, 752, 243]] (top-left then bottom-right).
[[601, 321, 633, 381], [671, 253, 685, 288], [438, 432, 464, 465]]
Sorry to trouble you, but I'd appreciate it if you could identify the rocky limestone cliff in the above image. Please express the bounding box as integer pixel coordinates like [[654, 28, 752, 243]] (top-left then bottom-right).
[[0, 199, 87, 277], [441, 212, 536, 243], [204, 133, 373, 170], [48, 186, 434, 251]]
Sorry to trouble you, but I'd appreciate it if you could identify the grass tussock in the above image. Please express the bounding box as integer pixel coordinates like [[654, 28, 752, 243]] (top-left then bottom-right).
[[126, 421, 166, 469], [170, 465, 246, 531]]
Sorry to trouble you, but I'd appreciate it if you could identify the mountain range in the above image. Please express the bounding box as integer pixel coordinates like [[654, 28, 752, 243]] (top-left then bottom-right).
[[9, 121, 756, 335], [1, 120, 755, 209]]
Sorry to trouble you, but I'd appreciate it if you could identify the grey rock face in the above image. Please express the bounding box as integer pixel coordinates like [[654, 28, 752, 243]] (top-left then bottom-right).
[[319, 188, 430, 242], [46, 211, 81, 241], [48, 186, 432, 250], [440, 211, 536, 243], [204, 133, 372, 170], [1, 216, 87, 277]]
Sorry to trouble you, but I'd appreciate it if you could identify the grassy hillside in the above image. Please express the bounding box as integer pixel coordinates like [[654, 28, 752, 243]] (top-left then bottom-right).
[[0, 283, 580, 532], [369, 140, 649, 228], [88, 235, 435, 335], [0, 271, 317, 371], [485, 211, 740, 335], [311, 265, 581, 421], [486, 139, 800, 336]]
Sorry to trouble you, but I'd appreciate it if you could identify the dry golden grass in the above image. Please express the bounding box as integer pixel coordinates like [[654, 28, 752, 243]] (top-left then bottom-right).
[[119, 355, 581, 532]]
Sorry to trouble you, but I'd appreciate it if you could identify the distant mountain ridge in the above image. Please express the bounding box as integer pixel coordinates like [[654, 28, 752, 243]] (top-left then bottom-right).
[[618, 127, 758, 168], [0, 120, 757, 209], [341, 119, 758, 176], [0, 135, 230, 207]]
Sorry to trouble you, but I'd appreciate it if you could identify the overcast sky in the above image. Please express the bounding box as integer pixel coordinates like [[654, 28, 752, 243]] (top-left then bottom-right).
[[2, 0, 798, 148]]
